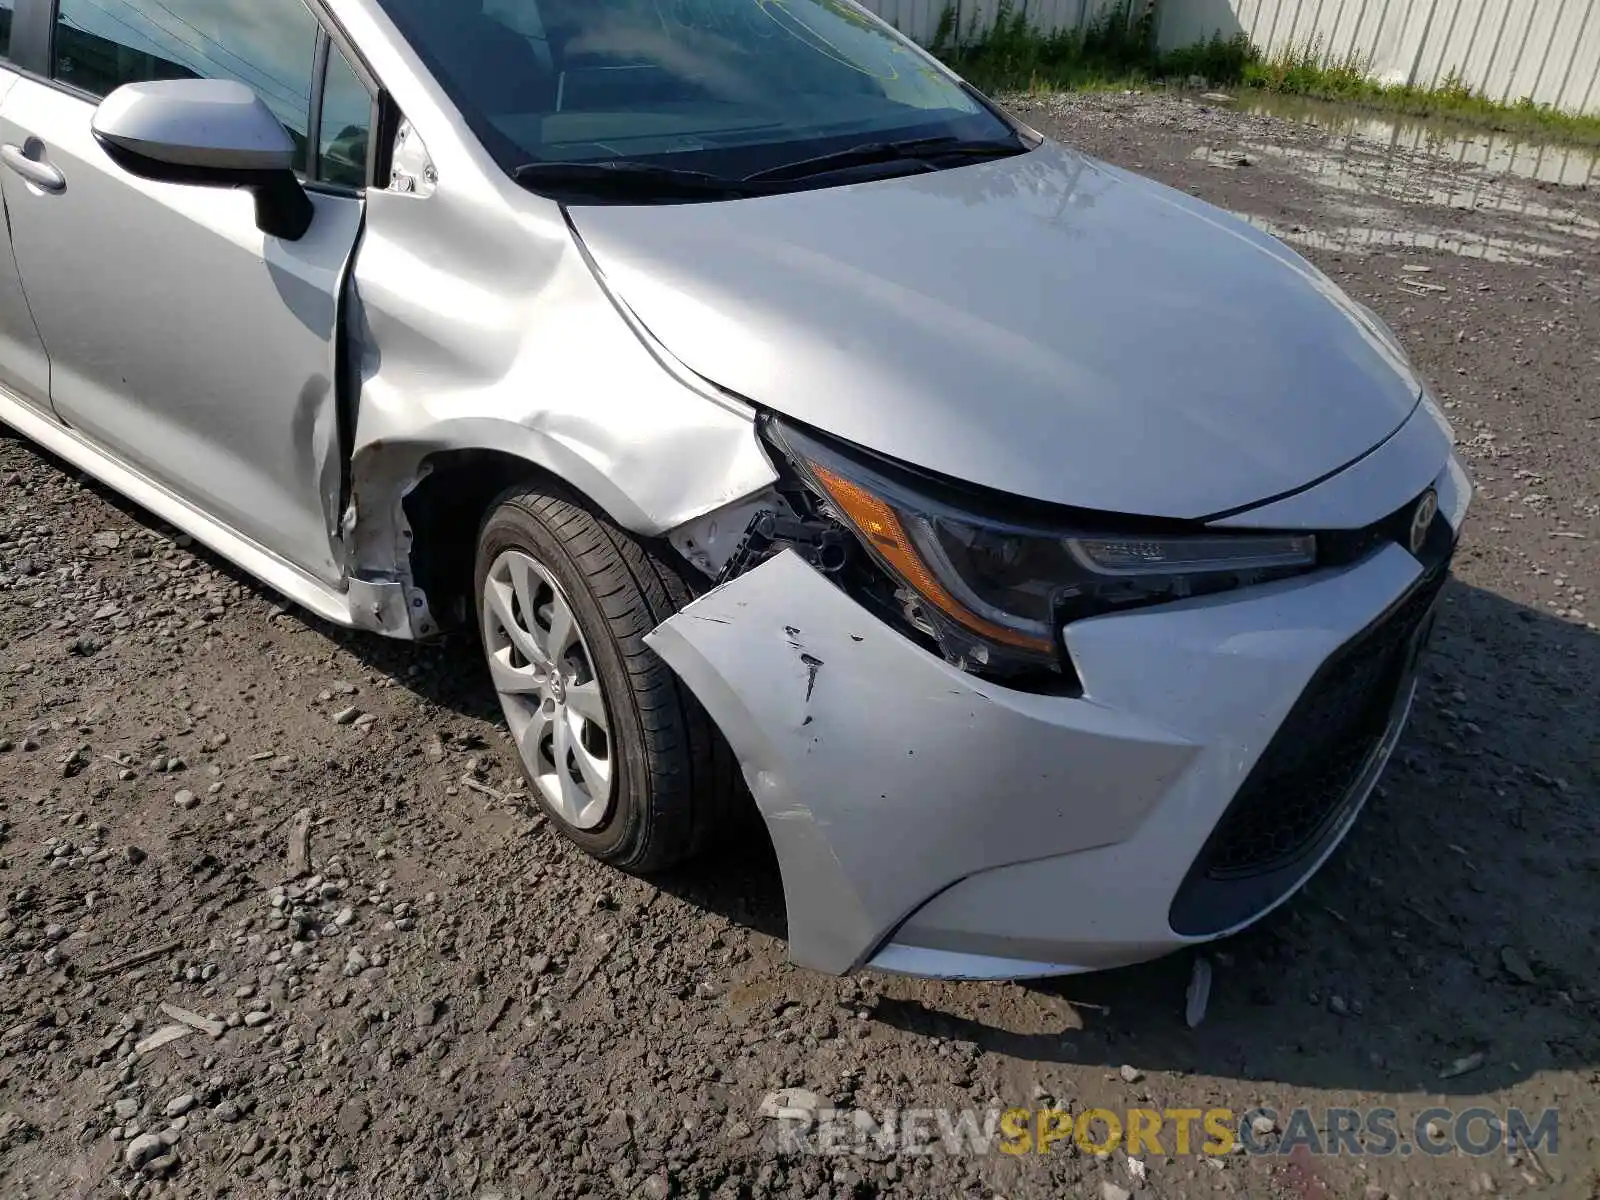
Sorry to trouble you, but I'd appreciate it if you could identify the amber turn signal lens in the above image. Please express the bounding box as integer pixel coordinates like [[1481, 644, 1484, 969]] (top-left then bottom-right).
[[809, 462, 1056, 653]]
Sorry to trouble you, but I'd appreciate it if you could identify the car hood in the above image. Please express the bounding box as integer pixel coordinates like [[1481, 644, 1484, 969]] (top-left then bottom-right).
[[566, 141, 1421, 520]]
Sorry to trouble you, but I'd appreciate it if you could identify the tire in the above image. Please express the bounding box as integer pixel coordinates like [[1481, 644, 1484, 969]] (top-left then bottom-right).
[[473, 480, 738, 872]]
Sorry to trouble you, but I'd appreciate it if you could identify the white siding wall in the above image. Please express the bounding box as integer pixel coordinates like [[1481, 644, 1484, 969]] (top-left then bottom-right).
[[855, 0, 1600, 115], [1155, 0, 1600, 114]]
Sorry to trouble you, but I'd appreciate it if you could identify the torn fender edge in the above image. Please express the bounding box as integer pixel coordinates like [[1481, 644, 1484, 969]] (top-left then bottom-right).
[[337, 450, 440, 640], [645, 550, 1197, 975]]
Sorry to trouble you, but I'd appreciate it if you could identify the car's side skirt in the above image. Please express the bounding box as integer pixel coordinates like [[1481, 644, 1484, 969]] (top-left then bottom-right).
[[0, 386, 355, 630]]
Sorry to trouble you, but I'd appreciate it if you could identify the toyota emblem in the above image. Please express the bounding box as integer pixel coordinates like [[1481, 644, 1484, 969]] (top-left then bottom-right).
[[1409, 489, 1439, 556]]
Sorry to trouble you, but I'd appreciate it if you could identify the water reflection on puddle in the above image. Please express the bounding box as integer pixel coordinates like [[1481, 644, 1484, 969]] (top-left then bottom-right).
[[1233, 213, 1581, 264], [1190, 95, 1600, 265], [1239, 94, 1600, 189]]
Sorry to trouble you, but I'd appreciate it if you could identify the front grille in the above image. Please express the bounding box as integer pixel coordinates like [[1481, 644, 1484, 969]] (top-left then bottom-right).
[[1169, 539, 1452, 937], [1206, 563, 1445, 877]]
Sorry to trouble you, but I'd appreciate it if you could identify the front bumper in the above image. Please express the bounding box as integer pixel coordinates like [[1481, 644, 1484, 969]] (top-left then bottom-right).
[[646, 454, 1471, 978]]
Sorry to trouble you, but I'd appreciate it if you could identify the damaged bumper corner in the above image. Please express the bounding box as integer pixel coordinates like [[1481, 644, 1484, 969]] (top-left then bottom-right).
[[644, 549, 1201, 975], [645, 539, 1437, 978]]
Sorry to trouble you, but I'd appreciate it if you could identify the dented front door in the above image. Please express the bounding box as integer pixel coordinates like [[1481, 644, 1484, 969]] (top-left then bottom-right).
[[0, 79, 361, 586]]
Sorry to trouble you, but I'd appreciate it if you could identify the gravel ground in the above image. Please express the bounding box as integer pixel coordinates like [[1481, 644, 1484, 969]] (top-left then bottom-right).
[[1, 93, 1597, 1200]]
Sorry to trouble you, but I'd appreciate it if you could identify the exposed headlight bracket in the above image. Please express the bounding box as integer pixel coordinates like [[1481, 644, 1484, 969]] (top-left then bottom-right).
[[716, 510, 851, 586]]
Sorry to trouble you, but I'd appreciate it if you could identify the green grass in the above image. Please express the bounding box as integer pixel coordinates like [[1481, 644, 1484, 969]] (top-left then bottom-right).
[[931, 2, 1251, 95], [932, 3, 1600, 147], [1239, 39, 1600, 144]]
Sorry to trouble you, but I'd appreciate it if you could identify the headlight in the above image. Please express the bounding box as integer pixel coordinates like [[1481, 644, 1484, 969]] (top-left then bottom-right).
[[768, 419, 1318, 678]]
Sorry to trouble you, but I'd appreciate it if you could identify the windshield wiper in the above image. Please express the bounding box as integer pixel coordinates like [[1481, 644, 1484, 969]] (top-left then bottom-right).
[[742, 136, 1027, 184], [513, 160, 754, 200]]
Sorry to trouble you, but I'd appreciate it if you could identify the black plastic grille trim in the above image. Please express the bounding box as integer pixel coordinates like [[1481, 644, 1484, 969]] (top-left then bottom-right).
[[1169, 523, 1453, 938]]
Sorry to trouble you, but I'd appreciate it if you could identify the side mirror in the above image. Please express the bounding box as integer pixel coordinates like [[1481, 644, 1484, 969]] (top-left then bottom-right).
[[91, 79, 314, 241]]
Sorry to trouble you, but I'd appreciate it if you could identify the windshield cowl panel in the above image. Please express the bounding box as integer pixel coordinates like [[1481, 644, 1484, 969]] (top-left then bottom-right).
[[376, 0, 1020, 193]]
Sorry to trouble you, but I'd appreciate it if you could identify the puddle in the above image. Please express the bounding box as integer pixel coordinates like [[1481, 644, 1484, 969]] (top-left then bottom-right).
[[1239, 93, 1600, 189], [1230, 212, 1580, 264], [1189, 94, 1600, 265]]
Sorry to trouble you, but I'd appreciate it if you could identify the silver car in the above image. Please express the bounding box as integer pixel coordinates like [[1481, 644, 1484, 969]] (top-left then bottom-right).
[[0, 0, 1469, 979]]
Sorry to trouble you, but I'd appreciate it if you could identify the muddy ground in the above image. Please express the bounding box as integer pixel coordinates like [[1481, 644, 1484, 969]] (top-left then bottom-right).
[[1, 93, 1598, 1200]]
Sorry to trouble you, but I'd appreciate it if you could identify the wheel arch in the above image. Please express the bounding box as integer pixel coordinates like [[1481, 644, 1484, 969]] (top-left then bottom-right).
[[347, 418, 774, 635], [350, 423, 780, 890]]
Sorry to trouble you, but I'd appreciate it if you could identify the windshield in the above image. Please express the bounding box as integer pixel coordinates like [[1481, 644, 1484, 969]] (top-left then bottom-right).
[[376, 0, 1018, 185]]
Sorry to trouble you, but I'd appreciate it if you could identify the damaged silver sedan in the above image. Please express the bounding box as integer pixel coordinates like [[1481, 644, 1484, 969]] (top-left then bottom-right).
[[0, 0, 1469, 978]]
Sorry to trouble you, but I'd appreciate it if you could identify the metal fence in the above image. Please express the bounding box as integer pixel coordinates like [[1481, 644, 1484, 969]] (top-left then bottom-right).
[[856, 0, 1600, 115], [1158, 1, 1600, 114], [858, 0, 1144, 48]]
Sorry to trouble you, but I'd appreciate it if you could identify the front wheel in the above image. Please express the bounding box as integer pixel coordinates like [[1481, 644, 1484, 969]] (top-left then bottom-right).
[[473, 482, 737, 871]]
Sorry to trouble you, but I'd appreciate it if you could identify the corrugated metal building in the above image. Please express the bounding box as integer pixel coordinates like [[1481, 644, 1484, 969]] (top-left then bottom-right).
[[856, 0, 1600, 115]]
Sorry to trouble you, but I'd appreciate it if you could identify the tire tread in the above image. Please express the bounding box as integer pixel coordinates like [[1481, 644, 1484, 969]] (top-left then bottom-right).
[[480, 482, 739, 871]]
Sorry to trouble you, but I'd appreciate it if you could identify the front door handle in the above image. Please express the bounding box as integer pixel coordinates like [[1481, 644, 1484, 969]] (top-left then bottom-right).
[[1, 144, 66, 193]]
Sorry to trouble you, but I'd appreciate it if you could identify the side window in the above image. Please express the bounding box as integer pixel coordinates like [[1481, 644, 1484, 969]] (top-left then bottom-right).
[[0, 0, 13, 60], [318, 46, 372, 189], [53, 0, 321, 166]]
